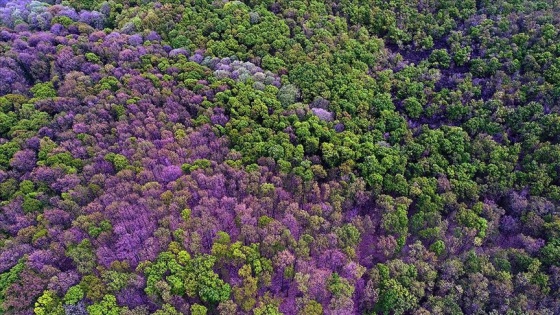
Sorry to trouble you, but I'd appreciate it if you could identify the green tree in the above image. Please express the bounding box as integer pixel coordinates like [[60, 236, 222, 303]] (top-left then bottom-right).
[[66, 239, 96, 274], [64, 285, 84, 305], [190, 304, 208, 315], [541, 239, 560, 266], [30, 82, 56, 99], [187, 255, 232, 304], [429, 240, 446, 256], [321, 142, 340, 167], [34, 290, 64, 315], [153, 304, 182, 315], [403, 97, 423, 119], [105, 153, 129, 172], [299, 300, 322, 315], [429, 49, 451, 68], [335, 224, 361, 249], [375, 264, 418, 315], [142, 252, 231, 305], [253, 303, 282, 315], [0, 259, 25, 311], [87, 294, 126, 315]]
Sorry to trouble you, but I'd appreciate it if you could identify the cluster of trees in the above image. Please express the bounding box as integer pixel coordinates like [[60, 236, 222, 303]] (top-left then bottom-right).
[[1, 0, 560, 314]]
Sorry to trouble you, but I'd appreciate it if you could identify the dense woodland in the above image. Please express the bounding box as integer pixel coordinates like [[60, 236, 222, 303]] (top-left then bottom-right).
[[1, 0, 560, 314]]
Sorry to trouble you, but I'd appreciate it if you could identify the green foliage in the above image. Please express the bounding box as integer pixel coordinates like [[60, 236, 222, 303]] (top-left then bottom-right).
[[102, 270, 132, 293], [335, 224, 361, 249], [100, 77, 120, 92], [88, 220, 112, 238], [51, 16, 73, 27], [19, 180, 34, 194], [262, 55, 286, 72], [258, 215, 274, 228], [45, 152, 83, 173], [64, 285, 84, 305], [67, 239, 96, 274], [30, 82, 56, 99], [34, 290, 64, 315], [85, 52, 101, 63], [87, 294, 126, 315], [453, 46, 471, 66], [0, 259, 25, 311], [253, 303, 283, 315], [429, 240, 446, 256], [0, 95, 49, 143], [22, 195, 43, 213], [233, 264, 258, 311], [380, 196, 411, 248], [191, 256, 232, 304], [403, 97, 423, 119], [66, 0, 99, 11], [105, 153, 129, 172], [429, 49, 451, 68], [327, 273, 355, 298], [375, 263, 418, 315], [456, 206, 488, 239], [182, 159, 212, 173], [0, 142, 19, 169], [321, 142, 339, 168], [153, 304, 182, 315], [181, 208, 192, 222], [540, 239, 560, 266], [300, 300, 323, 315], [0, 112, 16, 135], [0, 178, 18, 201], [190, 304, 207, 315], [142, 251, 231, 305]]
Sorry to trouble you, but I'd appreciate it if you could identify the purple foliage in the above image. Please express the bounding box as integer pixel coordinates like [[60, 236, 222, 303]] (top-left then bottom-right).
[[78, 10, 104, 29], [311, 97, 330, 109], [0, 244, 32, 273], [28, 250, 55, 271], [47, 270, 80, 294], [64, 302, 88, 315], [10, 149, 37, 172], [500, 215, 519, 234], [312, 107, 334, 121], [128, 34, 143, 46], [160, 165, 182, 182], [146, 31, 161, 41], [116, 288, 147, 309], [169, 48, 188, 57], [211, 108, 229, 126], [190, 52, 205, 63]]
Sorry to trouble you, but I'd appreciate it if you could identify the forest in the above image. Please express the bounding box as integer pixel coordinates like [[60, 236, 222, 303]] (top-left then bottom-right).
[[1, 0, 560, 314]]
